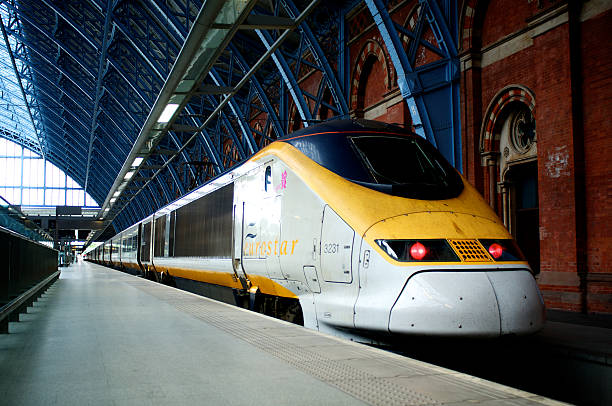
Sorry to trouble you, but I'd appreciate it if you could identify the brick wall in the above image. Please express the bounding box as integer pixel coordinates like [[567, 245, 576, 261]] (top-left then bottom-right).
[[460, 0, 612, 313], [480, 0, 539, 47], [580, 7, 612, 312]]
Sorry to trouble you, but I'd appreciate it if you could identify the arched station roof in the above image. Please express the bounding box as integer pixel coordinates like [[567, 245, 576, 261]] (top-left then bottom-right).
[[0, 0, 459, 241]]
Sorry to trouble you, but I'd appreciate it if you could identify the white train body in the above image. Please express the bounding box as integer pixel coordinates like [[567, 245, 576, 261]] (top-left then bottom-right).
[[89, 120, 545, 340]]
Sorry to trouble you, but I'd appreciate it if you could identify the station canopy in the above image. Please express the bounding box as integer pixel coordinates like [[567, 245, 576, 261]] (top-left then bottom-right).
[[0, 0, 460, 243]]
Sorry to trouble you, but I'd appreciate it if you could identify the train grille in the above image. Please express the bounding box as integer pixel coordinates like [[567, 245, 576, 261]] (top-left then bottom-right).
[[448, 239, 492, 262]]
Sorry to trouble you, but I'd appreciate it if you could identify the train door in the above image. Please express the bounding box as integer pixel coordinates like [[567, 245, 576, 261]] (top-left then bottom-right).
[[118, 234, 122, 265], [237, 165, 269, 281], [317, 205, 359, 328], [232, 202, 250, 289], [320, 205, 353, 283], [152, 214, 166, 263], [240, 197, 284, 280], [141, 221, 151, 264], [261, 195, 284, 279], [136, 223, 142, 271], [238, 162, 285, 281]]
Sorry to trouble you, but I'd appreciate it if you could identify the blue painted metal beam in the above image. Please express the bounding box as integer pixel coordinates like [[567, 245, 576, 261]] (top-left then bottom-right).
[[8, 36, 94, 104], [365, 0, 430, 141], [365, 0, 461, 169], [209, 69, 256, 156], [31, 2, 196, 189], [84, 0, 118, 194], [283, 0, 349, 117], [256, 28, 312, 127]]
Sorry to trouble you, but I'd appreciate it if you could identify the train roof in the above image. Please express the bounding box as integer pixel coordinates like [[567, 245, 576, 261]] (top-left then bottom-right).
[[277, 119, 416, 141]]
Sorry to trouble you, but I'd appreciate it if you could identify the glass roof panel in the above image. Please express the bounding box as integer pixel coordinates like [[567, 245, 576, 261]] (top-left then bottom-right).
[[0, 7, 41, 153]]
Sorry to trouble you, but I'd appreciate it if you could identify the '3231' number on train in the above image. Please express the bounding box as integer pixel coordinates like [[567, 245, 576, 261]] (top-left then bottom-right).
[[323, 243, 340, 254]]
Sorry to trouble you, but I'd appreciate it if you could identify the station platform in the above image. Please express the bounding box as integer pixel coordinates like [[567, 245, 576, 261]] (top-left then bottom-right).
[[0, 261, 566, 406]]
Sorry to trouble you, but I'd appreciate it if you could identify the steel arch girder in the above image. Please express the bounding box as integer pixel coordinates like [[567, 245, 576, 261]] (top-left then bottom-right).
[[365, 0, 429, 138], [131, 0, 233, 180], [281, 0, 349, 117], [12, 44, 142, 163], [3, 1, 99, 79], [365, 0, 461, 169], [24, 84, 118, 152], [256, 28, 312, 128], [0, 133, 41, 155], [84, 0, 120, 193], [209, 69, 256, 157], [29, 0, 163, 121], [229, 43, 285, 139], [10, 39, 95, 111]]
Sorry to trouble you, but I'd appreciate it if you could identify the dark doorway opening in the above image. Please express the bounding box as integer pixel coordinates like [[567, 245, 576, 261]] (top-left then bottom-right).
[[507, 161, 540, 274]]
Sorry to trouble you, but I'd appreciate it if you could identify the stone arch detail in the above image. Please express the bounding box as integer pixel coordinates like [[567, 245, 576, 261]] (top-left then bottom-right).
[[480, 85, 536, 154], [350, 39, 391, 110], [459, 0, 479, 51]]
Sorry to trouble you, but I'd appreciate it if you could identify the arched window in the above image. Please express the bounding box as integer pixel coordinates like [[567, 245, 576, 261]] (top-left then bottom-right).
[[350, 40, 391, 118], [0, 137, 99, 208], [356, 54, 380, 117]]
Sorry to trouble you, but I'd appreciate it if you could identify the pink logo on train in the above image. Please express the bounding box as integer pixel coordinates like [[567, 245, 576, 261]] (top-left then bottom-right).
[[276, 170, 288, 191]]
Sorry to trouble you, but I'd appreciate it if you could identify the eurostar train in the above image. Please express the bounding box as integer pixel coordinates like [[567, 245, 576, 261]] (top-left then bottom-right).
[[88, 119, 545, 340]]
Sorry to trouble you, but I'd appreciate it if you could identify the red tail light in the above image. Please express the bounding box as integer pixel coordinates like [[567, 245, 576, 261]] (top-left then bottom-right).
[[488, 243, 503, 259], [410, 242, 427, 260]]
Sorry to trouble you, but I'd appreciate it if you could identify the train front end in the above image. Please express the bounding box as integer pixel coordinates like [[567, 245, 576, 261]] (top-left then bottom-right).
[[343, 126, 545, 337], [282, 119, 545, 338], [362, 214, 546, 337]]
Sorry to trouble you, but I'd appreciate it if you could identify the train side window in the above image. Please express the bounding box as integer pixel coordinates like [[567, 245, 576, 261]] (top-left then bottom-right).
[[264, 166, 272, 192]]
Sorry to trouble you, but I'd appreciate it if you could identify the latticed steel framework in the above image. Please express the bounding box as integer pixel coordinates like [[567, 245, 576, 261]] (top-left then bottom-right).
[[0, 0, 459, 238]]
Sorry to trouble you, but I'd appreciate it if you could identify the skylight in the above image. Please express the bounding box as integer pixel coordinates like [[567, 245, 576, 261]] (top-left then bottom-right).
[[0, 6, 42, 154]]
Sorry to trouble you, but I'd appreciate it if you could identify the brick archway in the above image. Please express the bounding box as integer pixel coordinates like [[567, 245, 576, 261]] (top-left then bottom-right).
[[350, 39, 391, 111], [480, 85, 536, 155]]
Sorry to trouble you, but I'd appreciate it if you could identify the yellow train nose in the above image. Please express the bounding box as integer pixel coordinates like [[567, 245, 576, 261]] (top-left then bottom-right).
[[364, 211, 510, 242]]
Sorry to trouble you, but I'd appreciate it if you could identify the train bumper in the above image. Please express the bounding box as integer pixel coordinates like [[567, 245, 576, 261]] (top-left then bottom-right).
[[389, 270, 545, 337]]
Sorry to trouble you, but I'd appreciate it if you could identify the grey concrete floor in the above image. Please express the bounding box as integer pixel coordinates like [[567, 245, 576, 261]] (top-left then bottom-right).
[[0, 262, 365, 406], [0, 261, 566, 406]]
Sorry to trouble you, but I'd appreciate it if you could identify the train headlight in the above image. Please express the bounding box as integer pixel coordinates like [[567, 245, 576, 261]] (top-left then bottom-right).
[[479, 239, 525, 261], [376, 239, 459, 262]]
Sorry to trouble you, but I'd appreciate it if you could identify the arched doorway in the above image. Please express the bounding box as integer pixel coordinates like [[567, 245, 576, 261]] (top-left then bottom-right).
[[499, 103, 539, 274], [481, 87, 539, 274]]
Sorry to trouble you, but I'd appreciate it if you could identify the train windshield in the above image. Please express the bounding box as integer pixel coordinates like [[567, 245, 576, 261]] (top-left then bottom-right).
[[285, 132, 463, 200], [349, 135, 463, 199]]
